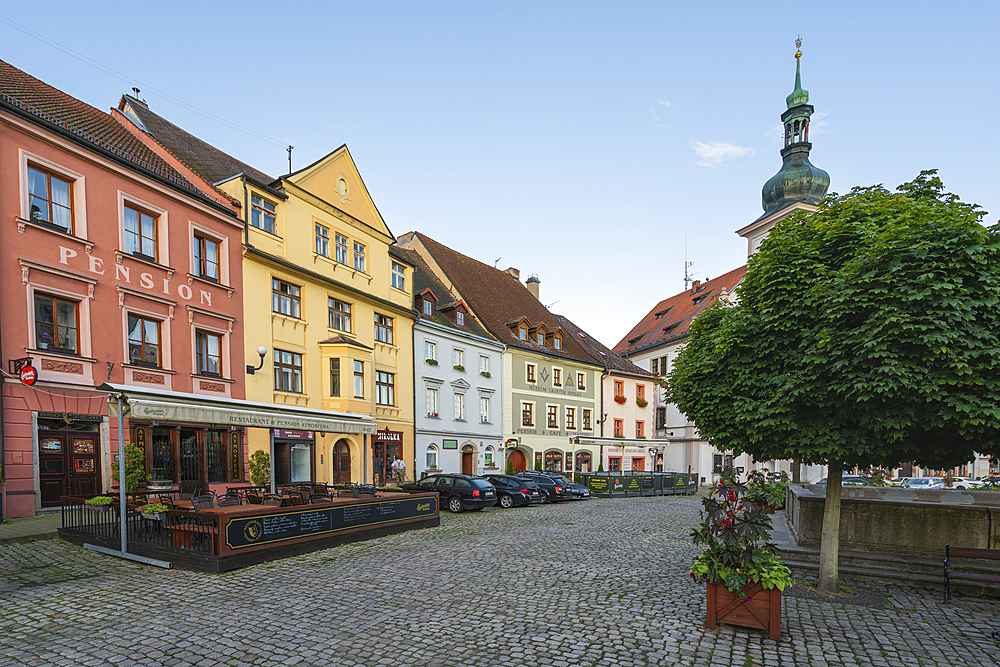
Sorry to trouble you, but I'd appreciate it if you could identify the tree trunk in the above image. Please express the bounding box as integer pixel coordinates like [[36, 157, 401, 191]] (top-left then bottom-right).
[[791, 459, 801, 484], [817, 460, 843, 595]]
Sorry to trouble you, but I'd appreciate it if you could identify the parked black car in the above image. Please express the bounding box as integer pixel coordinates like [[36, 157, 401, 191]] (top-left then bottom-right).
[[483, 474, 545, 508], [515, 470, 569, 503], [403, 474, 496, 513], [544, 474, 591, 500]]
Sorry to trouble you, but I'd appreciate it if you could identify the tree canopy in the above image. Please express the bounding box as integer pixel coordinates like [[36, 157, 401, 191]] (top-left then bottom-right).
[[669, 171, 1000, 470]]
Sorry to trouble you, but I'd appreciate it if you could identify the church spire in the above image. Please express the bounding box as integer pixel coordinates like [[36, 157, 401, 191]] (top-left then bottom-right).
[[760, 38, 830, 217]]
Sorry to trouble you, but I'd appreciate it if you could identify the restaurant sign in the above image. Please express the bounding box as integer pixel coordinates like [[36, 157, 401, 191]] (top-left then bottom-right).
[[122, 399, 376, 434], [224, 495, 439, 550]]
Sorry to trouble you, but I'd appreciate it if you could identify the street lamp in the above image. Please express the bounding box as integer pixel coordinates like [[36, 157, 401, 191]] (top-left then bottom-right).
[[246, 345, 268, 374]]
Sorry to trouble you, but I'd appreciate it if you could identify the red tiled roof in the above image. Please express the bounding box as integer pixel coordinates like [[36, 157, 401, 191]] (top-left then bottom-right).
[[613, 265, 748, 357], [0, 58, 213, 203], [554, 315, 652, 377], [408, 233, 601, 366]]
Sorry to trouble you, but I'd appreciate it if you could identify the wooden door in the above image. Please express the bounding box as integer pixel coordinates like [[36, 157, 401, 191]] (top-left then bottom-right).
[[332, 439, 351, 484], [274, 442, 291, 485], [632, 457, 645, 472], [39, 435, 67, 506], [69, 437, 99, 496], [509, 449, 527, 472], [462, 447, 475, 475]]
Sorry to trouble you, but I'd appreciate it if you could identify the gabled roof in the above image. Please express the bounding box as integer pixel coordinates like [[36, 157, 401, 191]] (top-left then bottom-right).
[[117, 94, 275, 186], [402, 232, 600, 366], [613, 265, 748, 357], [393, 245, 492, 341], [554, 315, 652, 377], [0, 59, 226, 211]]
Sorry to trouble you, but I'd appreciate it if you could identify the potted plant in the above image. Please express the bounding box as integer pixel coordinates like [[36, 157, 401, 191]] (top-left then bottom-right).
[[636, 397, 648, 408], [614, 395, 627, 405], [426, 358, 439, 366], [745, 469, 790, 512], [690, 468, 793, 640], [453, 364, 465, 372], [85, 495, 114, 512], [139, 502, 170, 520], [480, 371, 491, 378], [249, 450, 271, 487], [111, 443, 149, 493]]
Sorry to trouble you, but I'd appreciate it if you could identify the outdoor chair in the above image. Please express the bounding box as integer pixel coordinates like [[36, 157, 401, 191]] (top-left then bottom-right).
[[179, 483, 201, 501], [311, 492, 332, 503], [217, 493, 241, 507], [245, 489, 263, 504], [356, 484, 377, 497], [286, 492, 304, 506], [312, 483, 328, 494], [335, 488, 359, 498], [262, 494, 282, 507], [191, 495, 217, 510]]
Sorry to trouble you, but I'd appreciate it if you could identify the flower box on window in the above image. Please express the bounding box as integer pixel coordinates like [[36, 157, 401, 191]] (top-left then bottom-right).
[[453, 365, 465, 372], [614, 395, 627, 405], [636, 398, 648, 408], [426, 359, 438, 366]]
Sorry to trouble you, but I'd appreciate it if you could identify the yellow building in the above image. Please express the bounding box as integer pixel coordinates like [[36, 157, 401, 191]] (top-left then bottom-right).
[[115, 96, 414, 486], [226, 147, 415, 486]]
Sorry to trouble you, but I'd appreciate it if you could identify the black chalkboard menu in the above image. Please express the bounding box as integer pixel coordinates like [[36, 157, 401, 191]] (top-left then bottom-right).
[[625, 476, 642, 493], [587, 476, 609, 493], [224, 495, 439, 551]]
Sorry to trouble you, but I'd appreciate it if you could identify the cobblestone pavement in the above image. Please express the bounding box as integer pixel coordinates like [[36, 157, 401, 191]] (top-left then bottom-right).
[[1, 496, 997, 666], [0, 512, 61, 545]]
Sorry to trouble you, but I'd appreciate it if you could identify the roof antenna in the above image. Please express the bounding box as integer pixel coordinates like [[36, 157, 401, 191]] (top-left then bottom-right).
[[494, 257, 502, 268], [287, 145, 294, 173], [132, 87, 140, 97], [683, 234, 696, 290]]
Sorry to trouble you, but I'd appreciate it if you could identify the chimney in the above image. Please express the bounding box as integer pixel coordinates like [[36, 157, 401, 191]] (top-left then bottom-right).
[[526, 274, 540, 300], [691, 279, 701, 293], [505, 267, 520, 280]]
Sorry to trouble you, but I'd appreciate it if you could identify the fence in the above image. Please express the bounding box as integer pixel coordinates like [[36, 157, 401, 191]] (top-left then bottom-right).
[[575, 471, 698, 497]]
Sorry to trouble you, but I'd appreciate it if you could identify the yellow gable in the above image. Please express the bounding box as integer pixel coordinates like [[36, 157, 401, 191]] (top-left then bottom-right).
[[286, 145, 391, 241]]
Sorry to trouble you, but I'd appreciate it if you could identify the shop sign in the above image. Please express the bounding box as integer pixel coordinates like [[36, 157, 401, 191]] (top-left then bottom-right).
[[443, 439, 458, 450], [273, 430, 314, 440], [19, 364, 38, 386], [374, 429, 402, 444]]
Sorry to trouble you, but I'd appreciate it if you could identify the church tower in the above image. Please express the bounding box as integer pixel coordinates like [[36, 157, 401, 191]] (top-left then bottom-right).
[[737, 39, 830, 256]]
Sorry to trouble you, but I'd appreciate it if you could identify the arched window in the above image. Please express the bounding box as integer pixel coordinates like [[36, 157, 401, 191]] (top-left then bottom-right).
[[484, 445, 495, 468], [426, 444, 439, 471], [544, 450, 563, 472], [575, 451, 592, 473]]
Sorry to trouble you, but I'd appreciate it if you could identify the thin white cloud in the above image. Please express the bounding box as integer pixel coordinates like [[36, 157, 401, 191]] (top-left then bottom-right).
[[658, 99, 670, 108], [650, 99, 671, 128], [690, 140, 754, 168], [766, 123, 784, 141]]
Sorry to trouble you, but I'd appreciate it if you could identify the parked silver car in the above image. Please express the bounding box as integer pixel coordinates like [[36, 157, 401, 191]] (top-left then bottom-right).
[[900, 477, 943, 490]]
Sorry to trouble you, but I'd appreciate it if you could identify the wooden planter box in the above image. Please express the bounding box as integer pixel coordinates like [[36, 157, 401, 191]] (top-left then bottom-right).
[[706, 582, 781, 640]]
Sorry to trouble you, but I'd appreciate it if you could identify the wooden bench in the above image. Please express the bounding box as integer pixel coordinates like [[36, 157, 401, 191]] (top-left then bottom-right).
[[944, 543, 1000, 601]]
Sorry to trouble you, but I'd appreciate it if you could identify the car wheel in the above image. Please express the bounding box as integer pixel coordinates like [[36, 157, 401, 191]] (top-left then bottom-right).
[[448, 497, 464, 513], [499, 494, 514, 509], [956, 485, 966, 490]]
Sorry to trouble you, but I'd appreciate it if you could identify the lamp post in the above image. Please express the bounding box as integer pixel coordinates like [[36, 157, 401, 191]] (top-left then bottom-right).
[[246, 345, 268, 375]]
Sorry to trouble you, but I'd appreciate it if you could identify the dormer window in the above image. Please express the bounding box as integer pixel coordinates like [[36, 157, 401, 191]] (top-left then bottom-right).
[[456, 312, 464, 327], [537, 333, 544, 345], [519, 328, 527, 340], [423, 300, 433, 316], [554, 337, 561, 350]]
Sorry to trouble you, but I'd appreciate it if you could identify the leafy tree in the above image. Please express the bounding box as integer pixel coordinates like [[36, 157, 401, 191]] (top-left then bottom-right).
[[505, 456, 516, 475], [112, 444, 149, 493], [249, 450, 271, 487], [669, 171, 1000, 594]]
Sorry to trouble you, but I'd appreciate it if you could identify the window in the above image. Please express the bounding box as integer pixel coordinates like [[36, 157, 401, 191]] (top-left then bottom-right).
[[376, 371, 395, 406], [454, 393, 465, 420], [656, 407, 667, 429], [127, 315, 160, 367], [391, 262, 405, 290], [330, 358, 341, 397], [124, 203, 157, 260], [426, 445, 438, 470], [206, 430, 226, 483], [479, 355, 489, 374], [195, 330, 221, 376], [637, 385, 645, 401], [480, 397, 490, 423], [427, 388, 438, 417], [713, 454, 734, 474], [554, 337, 561, 350], [553, 368, 561, 386], [526, 364, 536, 383], [566, 408, 576, 429], [609, 457, 621, 472], [519, 328, 527, 340], [614, 380, 624, 398], [537, 333, 544, 345], [660, 356, 668, 374], [315, 224, 330, 257], [582, 409, 592, 430], [425, 341, 437, 361], [274, 349, 303, 392], [329, 299, 351, 332], [27, 165, 73, 232], [272, 279, 301, 318], [423, 299, 433, 316], [613, 419, 623, 438], [354, 241, 366, 272], [521, 402, 534, 427], [577, 372, 586, 391], [547, 405, 558, 429], [456, 312, 464, 327], [374, 313, 393, 344], [335, 233, 348, 264], [453, 349, 464, 369], [192, 233, 220, 281], [651, 358, 659, 375], [251, 195, 276, 234], [353, 360, 365, 398], [636, 421, 644, 438], [34, 294, 78, 354]]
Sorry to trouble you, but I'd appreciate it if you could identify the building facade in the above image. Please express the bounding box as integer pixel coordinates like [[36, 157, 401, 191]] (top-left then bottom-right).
[[0, 59, 246, 517]]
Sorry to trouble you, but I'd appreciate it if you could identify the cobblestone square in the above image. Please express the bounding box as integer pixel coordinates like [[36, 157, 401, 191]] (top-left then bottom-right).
[[1, 496, 997, 666]]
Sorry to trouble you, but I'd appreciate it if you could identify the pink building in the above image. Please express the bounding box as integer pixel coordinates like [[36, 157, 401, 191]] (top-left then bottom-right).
[[0, 59, 247, 518]]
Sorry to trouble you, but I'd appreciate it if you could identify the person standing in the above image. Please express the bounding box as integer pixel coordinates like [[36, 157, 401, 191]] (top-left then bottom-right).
[[394, 456, 406, 484]]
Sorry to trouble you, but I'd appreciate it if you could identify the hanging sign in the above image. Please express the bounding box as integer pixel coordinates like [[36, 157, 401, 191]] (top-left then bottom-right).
[[19, 364, 38, 386]]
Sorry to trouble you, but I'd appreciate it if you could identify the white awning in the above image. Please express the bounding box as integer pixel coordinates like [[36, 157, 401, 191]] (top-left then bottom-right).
[[568, 436, 662, 448], [99, 382, 377, 435]]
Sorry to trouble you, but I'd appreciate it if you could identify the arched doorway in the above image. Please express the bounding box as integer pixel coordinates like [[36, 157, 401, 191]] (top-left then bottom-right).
[[332, 439, 351, 484], [462, 444, 476, 475], [544, 450, 563, 472], [508, 449, 527, 472]]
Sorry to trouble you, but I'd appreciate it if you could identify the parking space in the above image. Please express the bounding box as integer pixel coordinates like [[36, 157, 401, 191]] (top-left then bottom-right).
[[0, 496, 997, 666]]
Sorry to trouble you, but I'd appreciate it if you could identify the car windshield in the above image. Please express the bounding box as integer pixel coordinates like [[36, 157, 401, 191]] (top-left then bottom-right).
[[472, 479, 493, 489]]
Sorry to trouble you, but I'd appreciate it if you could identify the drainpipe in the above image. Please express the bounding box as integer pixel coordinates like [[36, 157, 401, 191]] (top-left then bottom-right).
[[117, 394, 127, 554], [241, 175, 250, 246]]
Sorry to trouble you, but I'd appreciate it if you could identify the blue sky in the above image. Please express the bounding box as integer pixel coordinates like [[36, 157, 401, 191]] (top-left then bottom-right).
[[3, 2, 997, 349]]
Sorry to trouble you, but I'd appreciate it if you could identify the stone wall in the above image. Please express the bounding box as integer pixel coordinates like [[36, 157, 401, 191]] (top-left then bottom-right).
[[787, 484, 1000, 559]]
